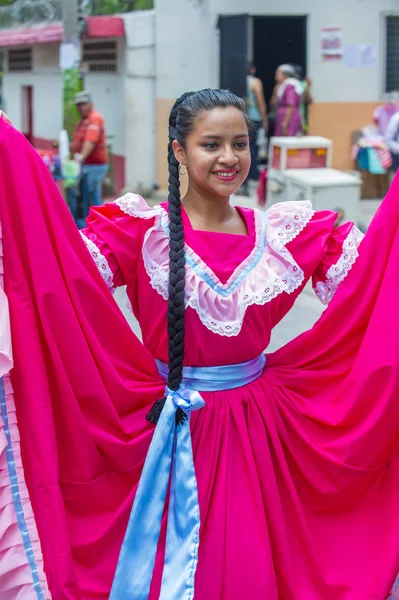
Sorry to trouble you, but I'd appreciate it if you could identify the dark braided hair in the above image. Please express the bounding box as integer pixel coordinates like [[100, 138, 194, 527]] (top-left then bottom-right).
[[147, 89, 249, 425]]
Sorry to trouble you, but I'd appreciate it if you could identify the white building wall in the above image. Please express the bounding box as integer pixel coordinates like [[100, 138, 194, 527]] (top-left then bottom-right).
[[123, 10, 156, 193], [84, 37, 126, 157], [155, 0, 399, 102], [3, 43, 63, 139], [156, 0, 216, 99]]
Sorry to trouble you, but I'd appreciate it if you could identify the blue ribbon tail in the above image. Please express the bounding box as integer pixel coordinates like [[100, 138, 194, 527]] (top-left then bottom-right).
[[110, 398, 176, 600], [111, 385, 205, 600], [160, 415, 200, 600]]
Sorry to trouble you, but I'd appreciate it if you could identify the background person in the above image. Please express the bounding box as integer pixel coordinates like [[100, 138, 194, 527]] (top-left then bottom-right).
[[241, 63, 268, 194], [294, 64, 313, 134], [71, 91, 109, 207], [274, 64, 303, 137], [385, 109, 399, 172]]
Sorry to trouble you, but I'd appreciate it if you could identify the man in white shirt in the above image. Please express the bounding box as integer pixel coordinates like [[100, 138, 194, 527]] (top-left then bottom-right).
[[385, 111, 399, 171]]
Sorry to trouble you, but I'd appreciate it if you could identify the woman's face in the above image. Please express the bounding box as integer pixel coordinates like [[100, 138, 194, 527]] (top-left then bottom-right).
[[275, 68, 286, 84], [173, 107, 250, 200]]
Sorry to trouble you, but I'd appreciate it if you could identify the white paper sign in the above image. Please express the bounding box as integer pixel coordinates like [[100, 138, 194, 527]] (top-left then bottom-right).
[[344, 44, 378, 68], [360, 45, 378, 67], [59, 43, 80, 71]]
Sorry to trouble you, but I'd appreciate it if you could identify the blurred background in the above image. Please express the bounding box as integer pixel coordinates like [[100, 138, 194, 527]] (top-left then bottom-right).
[[0, 0, 398, 202]]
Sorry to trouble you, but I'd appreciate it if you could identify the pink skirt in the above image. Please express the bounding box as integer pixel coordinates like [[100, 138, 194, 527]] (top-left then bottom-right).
[[275, 105, 303, 136]]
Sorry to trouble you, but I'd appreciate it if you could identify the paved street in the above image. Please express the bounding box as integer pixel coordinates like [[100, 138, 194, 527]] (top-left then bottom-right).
[[115, 192, 384, 353]]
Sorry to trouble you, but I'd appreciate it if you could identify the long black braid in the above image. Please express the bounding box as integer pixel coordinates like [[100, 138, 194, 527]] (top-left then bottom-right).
[[166, 93, 195, 396], [147, 89, 249, 425], [146, 92, 194, 425]]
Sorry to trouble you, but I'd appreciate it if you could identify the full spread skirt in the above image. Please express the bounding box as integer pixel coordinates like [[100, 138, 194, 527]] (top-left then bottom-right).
[[0, 122, 398, 599]]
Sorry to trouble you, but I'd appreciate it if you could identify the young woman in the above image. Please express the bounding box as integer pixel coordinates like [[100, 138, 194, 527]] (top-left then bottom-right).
[[1, 90, 399, 600], [274, 64, 303, 137]]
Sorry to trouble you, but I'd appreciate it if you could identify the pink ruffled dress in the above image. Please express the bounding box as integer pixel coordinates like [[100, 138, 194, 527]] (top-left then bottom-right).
[[80, 196, 360, 366], [275, 80, 303, 137], [2, 120, 399, 599]]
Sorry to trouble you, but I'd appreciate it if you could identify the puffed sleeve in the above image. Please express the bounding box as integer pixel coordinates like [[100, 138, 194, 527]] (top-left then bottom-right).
[[312, 222, 364, 305], [277, 202, 364, 306], [79, 193, 153, 292]]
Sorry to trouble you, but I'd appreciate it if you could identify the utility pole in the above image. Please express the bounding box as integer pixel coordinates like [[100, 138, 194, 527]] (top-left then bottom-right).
[[60, 0, 82, 137], [61, 0, 79, 44]]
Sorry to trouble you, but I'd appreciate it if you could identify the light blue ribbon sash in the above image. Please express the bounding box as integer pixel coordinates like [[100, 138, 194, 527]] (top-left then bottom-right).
[[110, 353, 266, 600]]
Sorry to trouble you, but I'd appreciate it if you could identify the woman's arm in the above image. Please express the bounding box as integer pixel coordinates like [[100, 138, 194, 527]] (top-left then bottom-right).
[[253, 79, 268, 131], [270, 83, 280, 109], [304, 78, 313, 105], [0, 111, 11, 124], [385, 113, 399, 155], [312, 222, 364, 305], [281, 105, 294, 136]]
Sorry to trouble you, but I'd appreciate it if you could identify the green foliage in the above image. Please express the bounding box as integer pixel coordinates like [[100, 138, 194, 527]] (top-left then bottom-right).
[[63, 68, 83, 137], [90, 0, 153, 15], [0, 0, 61, 28]]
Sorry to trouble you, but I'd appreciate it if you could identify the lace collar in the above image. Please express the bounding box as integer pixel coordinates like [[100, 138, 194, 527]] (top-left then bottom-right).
[[116, 194, 314, 336]]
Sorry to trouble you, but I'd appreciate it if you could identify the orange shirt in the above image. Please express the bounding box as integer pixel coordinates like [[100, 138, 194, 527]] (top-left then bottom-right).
[[72, 109, 108, 165]]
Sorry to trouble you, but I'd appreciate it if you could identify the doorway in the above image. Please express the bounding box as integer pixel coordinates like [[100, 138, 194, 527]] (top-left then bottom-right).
[[218, 14, 307, 103], [21, 85, 33, 145], [253, 16, 307, 103]]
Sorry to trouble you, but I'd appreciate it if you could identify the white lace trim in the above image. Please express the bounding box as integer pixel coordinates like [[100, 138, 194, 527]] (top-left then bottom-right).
[[116, 193, 160, 221], [80, 231, 115, 293], [116, 193, 315, 337], [314, 225, 364, 306]]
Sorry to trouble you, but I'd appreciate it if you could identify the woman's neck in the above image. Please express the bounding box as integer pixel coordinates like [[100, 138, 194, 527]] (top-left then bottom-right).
[[181, 187, 247, 235], [182, 188, 233, 226]]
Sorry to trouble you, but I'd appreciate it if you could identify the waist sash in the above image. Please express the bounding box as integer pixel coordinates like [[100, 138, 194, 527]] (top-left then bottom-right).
[[110, 353, 266, 600]]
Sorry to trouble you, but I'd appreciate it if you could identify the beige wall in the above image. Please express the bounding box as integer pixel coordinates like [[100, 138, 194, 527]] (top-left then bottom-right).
[[156, 99, 379, 191], [308, 102, 379, 170]]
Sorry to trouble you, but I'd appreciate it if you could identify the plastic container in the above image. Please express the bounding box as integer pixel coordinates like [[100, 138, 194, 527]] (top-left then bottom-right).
[[269, 136, 333, 171]]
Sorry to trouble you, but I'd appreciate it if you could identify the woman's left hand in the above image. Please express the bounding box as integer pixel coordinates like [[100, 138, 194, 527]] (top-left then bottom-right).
[[0, 110, 11, 124]]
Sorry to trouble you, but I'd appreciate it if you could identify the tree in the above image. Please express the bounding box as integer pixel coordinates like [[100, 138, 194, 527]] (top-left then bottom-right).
[[0, 1, 61, 27], [90, 0, 153, 15]]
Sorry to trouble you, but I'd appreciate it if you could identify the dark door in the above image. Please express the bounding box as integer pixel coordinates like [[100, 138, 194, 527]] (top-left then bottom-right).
[[21, 85, 33, 145], [253, 16, 307, 103], [386, 16, 399, 93], [218, 14, 250, 99]]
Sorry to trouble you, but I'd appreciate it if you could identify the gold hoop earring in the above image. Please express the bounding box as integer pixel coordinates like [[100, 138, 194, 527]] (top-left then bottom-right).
[[179, 163, 188, 176]]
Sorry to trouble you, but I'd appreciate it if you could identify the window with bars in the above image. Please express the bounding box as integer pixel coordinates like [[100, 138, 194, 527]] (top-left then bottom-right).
[[82, 40, 118, 73], [8, 47, 32, 72], [386, 16, 399, 92]]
